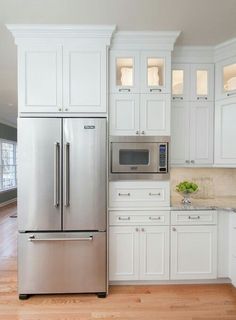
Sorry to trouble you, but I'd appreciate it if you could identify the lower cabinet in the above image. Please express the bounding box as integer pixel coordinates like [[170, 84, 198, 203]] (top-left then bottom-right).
[[170, 225, 217, 280], [109, 225, 169, 281]]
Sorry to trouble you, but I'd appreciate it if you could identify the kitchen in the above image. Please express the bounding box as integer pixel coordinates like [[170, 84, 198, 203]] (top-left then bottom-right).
[[0, 0, 236, 319]]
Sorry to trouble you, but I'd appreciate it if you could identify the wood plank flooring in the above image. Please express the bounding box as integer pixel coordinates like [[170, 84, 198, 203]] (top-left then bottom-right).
[[0, 203, 236, 320]]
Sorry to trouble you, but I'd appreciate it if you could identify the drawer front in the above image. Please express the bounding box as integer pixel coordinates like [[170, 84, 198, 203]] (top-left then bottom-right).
[[171, 210, 217, 225], [109, 181, 170, 208], [109, 210, 170, 226]]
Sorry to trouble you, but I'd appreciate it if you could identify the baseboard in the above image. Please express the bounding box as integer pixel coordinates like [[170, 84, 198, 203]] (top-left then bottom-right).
[[0, 198, 17, 208], [109, 278, 231, 285]]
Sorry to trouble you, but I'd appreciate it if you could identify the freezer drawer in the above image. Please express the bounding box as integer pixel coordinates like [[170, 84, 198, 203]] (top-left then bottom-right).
[[18, 232, 106, 294]]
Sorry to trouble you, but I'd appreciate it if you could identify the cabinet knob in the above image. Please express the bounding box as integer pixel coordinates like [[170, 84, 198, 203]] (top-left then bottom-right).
[[136, 130, 139, 135], [141, 228, 145, 232], [65, 108, 68, 111], [58, 108, 62, 111], [185, 160, 190, 164], [135, 228, 139, 232], [190, 160, 195, 164], [172, 227, 176, 232], [141, 131, 145, 135]]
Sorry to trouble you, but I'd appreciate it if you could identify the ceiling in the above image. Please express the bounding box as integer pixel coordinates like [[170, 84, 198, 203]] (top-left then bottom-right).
[[1, 0, 236, 127]]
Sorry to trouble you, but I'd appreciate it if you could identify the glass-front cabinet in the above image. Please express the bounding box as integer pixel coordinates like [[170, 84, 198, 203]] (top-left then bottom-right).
[[110, 51, 140, 93], [216, 57, 236, 100], [141, 51, 171, 93], [190, 64, 214, 101], [172, 64, 190, 101]]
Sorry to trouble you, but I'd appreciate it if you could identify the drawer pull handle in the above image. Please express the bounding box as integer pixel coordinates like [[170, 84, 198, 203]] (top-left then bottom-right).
[[149, 216, 161, 220], [118, 193, 130, 196], [188, 215, 200, 220], [118, 216, 130, 221], [172, 227, 177, 232], [28, 236, 93, 242], [149, 192, 161, 196]]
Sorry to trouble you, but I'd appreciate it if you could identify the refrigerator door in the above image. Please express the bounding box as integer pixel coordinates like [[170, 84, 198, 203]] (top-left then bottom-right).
[[63, 118, 107, 231], [18, 232, 106, 294], [18, 118, 62, 231]]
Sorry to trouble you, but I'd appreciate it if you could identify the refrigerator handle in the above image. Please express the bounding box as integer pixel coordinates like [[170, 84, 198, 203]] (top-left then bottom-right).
[[65, 142, 70, 207], [53, 142, 60, 207]]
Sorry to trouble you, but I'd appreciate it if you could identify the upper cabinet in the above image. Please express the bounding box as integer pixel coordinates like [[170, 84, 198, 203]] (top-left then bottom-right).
[[140, 51, 171, 94], [172, 63, 214, 102], [7, 24, 116, 115], [215, 57, 236, 100]]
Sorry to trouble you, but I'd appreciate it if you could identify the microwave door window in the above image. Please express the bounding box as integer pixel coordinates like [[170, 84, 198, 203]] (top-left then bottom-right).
[[119, 149, 149, 165]]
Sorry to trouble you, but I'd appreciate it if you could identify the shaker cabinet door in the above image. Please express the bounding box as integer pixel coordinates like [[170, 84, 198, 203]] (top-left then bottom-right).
[[140, 94, 171, 136], [139, 226, 169, 280], [63, 44, 106, 113], [109, 226, 139, 281], [18, 44, 63, 113]]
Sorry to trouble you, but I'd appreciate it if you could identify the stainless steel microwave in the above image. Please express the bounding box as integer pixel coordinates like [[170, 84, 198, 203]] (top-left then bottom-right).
[[109, 136, 170, 180]]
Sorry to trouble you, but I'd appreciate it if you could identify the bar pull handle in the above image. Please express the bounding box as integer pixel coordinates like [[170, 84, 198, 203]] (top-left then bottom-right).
[[188, 215, 200, 220], [150, 88, 162, 92], [172, 96, 183, 100], [149, 216, 161, 220], [119, 88, 131, 92], [197, 96, 208, 100], [54, 142, 60, 207], [149, 192, 161, 196], [65, 142, 70, 207], [28, 235, 93, 242], [118, 193, 130, 196], [227, 91, 236, 97], [118, 216, 130, 221]]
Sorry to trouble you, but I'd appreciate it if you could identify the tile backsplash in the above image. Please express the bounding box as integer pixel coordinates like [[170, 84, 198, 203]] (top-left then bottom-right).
[[171, 168, 236, 199]]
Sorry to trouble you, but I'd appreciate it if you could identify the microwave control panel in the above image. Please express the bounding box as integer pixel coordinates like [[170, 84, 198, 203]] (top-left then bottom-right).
[[158, 144, 168, 172]]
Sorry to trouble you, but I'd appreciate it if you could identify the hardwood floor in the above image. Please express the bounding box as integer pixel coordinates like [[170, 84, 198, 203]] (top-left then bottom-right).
[[0, 204, 236, 320]]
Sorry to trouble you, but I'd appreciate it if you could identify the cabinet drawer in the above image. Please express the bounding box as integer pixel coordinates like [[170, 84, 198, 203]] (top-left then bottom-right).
[[109, 181, 170, 208], [171, 210, 217, 225], [109, 210, 170, 226]]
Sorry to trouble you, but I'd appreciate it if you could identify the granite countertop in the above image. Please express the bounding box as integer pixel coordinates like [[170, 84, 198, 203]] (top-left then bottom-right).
[[171, 195, 236, 212]]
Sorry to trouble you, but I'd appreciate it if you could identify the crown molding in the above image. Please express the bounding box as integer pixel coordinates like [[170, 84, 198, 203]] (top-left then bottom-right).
[[172, 45, 215, 63], [111, 31, 181, 51], [6, 24, 117, 45], [214, 37, 236, 62]]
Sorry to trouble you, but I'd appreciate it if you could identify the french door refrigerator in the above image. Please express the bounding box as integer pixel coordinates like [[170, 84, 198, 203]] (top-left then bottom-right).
[[18, 118, 107, 299]]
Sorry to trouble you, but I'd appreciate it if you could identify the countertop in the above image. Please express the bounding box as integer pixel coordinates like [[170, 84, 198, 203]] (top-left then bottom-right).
[[171, 195, 236, 212]]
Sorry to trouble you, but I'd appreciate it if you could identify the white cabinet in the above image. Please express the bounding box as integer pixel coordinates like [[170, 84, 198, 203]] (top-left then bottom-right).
[[109, 226, 139, 281], [18, 44, 63, 113], [110, 50, 140, 93], [215, 57, 236, 101], [171, 225, 217, 280], [110, 94, 170, 135], [171, 101, 214, 166], [139, 226, 169, 280], [109, 225, 169, 281], [109, 94, 139, 135], [215, 97, 236, 166], [172, 63, 214, 102], [141, 51, 171, 94], [10, 25, 115, 115], [63, 44, 107, 113], [140, 94, 170, 135]]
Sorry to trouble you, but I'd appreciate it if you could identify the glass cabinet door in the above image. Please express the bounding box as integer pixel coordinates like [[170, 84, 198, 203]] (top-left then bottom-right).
[[172, 64, 190, 101], [190, 64, 214, 101], [110, 51, 139, 93], [141, 51, 171, 93], [223, 63, 236, 95]]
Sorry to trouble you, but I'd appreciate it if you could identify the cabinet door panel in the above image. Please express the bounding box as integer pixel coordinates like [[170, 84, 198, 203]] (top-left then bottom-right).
[[140, 226, 169, 280], [171, 101, 190, 165], [215, 97, 236, 165], [18, 44, 62, 113], [109, 226, 139, 281], [63, 44, 106, 113], [172, 64, 190, 101], [140, 94, 170, 136], [171, 225, 217, 280], [190, 64, 214, 101], [141, 51, 171, 94], [110, 94, 139, 135], [190, 102, 214, 165], [215, 57, 236, 101]]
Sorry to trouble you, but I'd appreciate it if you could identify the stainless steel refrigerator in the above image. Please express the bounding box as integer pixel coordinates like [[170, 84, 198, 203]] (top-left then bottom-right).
[[18, 118, 107, 299]]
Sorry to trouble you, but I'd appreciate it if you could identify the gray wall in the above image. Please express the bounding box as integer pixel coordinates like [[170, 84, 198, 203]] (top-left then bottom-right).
[[0, 122, 17, 204]]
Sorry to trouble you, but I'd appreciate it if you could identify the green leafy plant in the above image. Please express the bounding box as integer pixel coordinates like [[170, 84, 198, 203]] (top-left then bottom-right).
[[176, 181, 198, 194]]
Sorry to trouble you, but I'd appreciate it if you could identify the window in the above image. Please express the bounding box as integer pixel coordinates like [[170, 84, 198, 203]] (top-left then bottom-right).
[[0, 139, 17, 192]]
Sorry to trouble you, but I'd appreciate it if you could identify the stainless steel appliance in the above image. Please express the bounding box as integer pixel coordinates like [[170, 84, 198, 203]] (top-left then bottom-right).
[[109, 136, 169, 180], [18, 118, 107, 299]]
